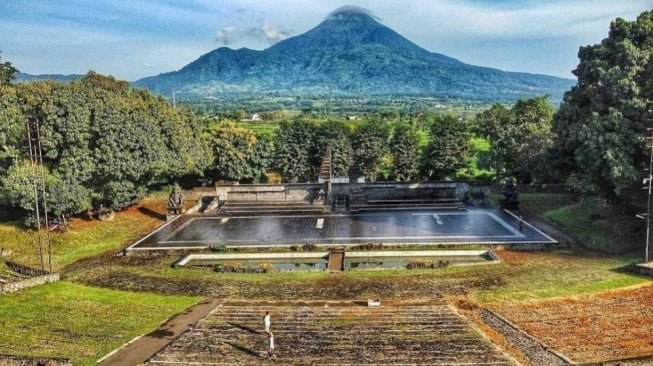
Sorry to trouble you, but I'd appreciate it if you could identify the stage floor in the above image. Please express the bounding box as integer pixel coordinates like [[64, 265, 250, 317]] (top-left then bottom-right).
[[128, 208, 556, 250]]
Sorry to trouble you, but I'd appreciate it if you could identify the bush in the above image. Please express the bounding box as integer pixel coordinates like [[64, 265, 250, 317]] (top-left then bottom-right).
[[355, 242, 383, 250], [302, 243, 317, 251], [256, 263, 275, 273], [210, 243, 228, 252], [291, 243, 317, 251], [406, 260, 449, 270], [214, 262, 276, 273]]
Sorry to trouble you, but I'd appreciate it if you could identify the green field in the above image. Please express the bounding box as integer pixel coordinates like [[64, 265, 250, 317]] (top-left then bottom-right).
[[0, 281, 199, 365]]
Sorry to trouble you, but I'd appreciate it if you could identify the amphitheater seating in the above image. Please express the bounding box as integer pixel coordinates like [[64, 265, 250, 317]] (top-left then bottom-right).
[[218, 200, 330, 216], [350, 198, 466, 212], [146, 302, 513, 365]]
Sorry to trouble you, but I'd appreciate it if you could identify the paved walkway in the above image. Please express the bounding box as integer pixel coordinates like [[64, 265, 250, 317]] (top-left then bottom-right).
[[97, 298, 222, 366]]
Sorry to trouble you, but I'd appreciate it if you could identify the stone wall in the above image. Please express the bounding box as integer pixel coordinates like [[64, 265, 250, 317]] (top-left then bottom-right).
[[0, 354, 71, 366], [216, 183, 323, 202], [216, 182, 470, 203], [357, 182, 466, 201], [6, 261, 50, 277], [0, 273, 60, 294]]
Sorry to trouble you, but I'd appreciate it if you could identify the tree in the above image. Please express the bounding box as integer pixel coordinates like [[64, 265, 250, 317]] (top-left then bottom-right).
[[475, 96, 554, 183], [1, 160, 39, 212], [315, 121, 352, 178], [421, 115, 471, 179], [273, 120, 318, 183], [551, 11, 653, 196], [352, 118, 390, 182], [0, 85, 24, 177], [1, 72, 211, 215], [206, 121, 269, 182], [511, 96, 554, 182], [0, 52, 18, 86], [389, 122, 421, 182]]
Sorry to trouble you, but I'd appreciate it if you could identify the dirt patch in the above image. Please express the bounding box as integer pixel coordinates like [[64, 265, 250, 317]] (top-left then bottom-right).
[[489, 284, 653, 363]]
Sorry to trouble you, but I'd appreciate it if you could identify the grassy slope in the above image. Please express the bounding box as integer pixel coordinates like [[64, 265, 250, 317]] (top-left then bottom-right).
[[0, 281, 199, 365], [0, 196, 166, 271]]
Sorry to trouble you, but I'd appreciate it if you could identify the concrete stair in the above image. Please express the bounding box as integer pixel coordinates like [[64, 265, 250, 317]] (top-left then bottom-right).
[[350, 198, 466, 212], [147, 303, 512, 365], [219, 200, 329, 216]]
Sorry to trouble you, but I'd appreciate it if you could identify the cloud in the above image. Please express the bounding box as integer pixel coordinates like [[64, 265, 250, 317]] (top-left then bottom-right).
[[215, 23, 290, 46]]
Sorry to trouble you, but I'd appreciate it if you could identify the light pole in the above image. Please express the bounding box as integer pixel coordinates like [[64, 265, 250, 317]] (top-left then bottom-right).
[[646, 129, 652, 262], [639, 124, 653, 263]]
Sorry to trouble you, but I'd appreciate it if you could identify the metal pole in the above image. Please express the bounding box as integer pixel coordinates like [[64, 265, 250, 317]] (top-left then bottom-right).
[[328, 147, 332, 206], [26, 119, 45, 272], [35, 122, 53, 272], [647, 131, 652, 262]]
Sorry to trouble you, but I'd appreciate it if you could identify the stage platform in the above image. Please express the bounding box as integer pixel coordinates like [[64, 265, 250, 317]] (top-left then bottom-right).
[[127, 208, 556, 251]]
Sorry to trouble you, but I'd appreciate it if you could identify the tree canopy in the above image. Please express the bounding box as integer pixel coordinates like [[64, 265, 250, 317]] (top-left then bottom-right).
[[422, 115, 471, 180], [552, 10, 653, 196], [0, 51, 18, 86], [475, 96, 554, 183], [1, 72, 211, 217]]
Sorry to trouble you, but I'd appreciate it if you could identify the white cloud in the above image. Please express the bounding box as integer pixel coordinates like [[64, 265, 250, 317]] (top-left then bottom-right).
[[215, 24, 290, 46]]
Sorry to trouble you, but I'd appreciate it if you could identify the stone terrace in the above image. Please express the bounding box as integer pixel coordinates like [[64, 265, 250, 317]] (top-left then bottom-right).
[[146, 301, 515, 365]]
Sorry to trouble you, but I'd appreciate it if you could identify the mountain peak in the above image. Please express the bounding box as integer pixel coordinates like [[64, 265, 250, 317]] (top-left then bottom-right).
[[318, 5, 384, 34], [325, 6, 382, 23]]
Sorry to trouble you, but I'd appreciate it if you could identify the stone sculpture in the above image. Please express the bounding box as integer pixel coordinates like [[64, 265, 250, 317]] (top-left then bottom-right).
[[168, 184, 185, 215]]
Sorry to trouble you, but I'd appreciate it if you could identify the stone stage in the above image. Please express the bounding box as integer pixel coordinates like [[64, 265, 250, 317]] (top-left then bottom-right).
[[127, 208, 555, 251]]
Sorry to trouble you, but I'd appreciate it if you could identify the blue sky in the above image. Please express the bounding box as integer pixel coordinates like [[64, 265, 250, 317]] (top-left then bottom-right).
[[0, 0, 649, 81]]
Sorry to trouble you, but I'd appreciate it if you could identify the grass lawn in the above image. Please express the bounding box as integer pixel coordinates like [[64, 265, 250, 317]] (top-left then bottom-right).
[[0, 281, 199, 365], [0, 197, 167, 271]]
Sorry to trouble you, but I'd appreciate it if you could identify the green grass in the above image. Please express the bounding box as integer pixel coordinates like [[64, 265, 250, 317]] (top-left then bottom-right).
[[474, 252, 646, 303], [238, 121, 280, 140], [541, 197, 642, 253], [0, 281, 199, 365], [0, 199, 164, 270], [489, 192, 575, 214], [518, 192, 575, 212]]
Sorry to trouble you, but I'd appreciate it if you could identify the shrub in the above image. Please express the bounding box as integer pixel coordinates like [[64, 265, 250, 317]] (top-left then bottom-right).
[[406, 260, 449, 270], [214, 262, 276, 273], [302, 243, 317, 251], [256, 263, 275, 273], [210, 243, 228, 252], [355, 242, 382, 250]]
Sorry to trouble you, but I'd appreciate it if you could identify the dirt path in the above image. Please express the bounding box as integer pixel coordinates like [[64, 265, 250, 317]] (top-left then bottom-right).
[[97, 297, 222, 366]]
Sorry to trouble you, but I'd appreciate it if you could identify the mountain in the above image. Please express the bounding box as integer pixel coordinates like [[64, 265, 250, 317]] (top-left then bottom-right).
[[15, 72, 84, 83], [134, 6, 574, 102]]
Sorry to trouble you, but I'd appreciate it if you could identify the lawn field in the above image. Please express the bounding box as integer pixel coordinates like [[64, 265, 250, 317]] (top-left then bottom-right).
[[0, 281, 199, 366]]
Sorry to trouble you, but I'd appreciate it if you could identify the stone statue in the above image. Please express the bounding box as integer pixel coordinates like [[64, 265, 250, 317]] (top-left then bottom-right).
[[168, 184, 185, 215], [500, 179, 519, 210]]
